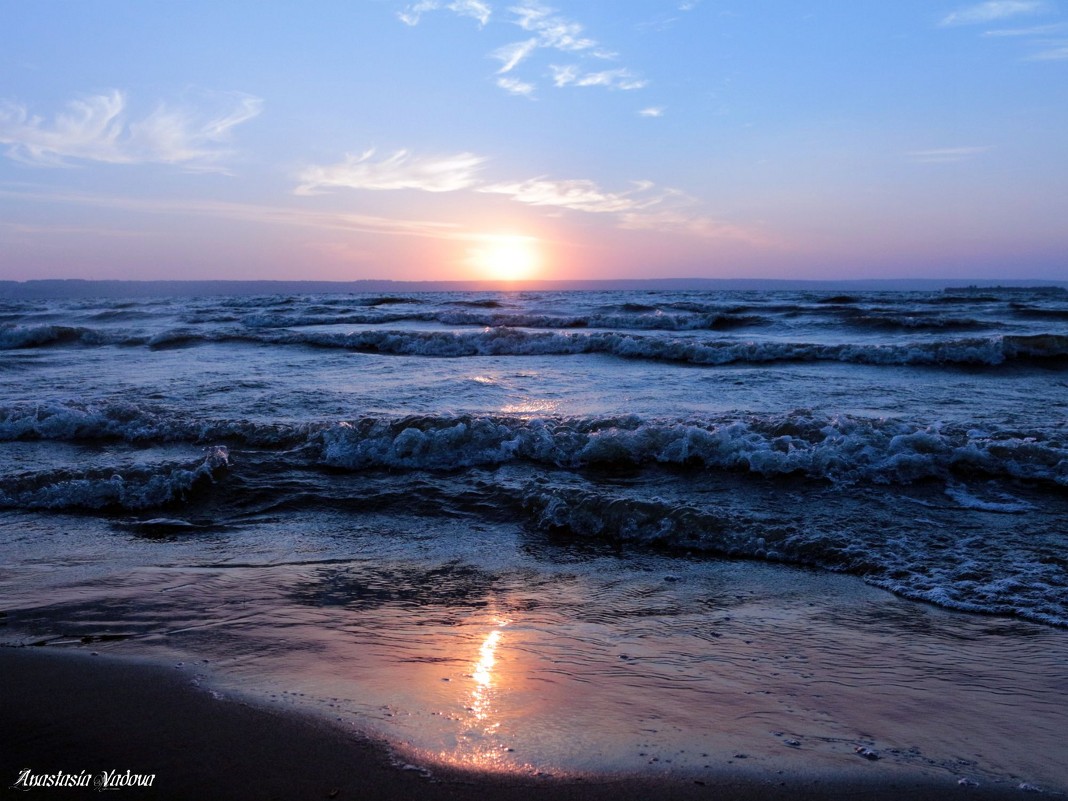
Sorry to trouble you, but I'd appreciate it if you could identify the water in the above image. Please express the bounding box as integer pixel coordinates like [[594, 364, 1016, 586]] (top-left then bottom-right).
[[2, 287, 1067, 788]]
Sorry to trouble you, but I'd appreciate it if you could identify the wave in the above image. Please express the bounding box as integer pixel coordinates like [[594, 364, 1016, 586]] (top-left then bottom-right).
[[931, 294, 999, 304], [7, 322, 1063, 366], [4, 403, 1065, 487], [226, 309, 766, 332], [447, 299, 504, 308], [3, 402, 1063, 625], [317, 413, 1068, 486], [518, 483, 1067, 627], [85, 309, 155, 322], [0, 401, 311, 448], [839, 313, 991, 332], [1009, 304, 1068, 321], [243, 328, 1068, 366], [0, 325, 122, 349], [0, 447, 228, 511], [358, 296, 423, 306]]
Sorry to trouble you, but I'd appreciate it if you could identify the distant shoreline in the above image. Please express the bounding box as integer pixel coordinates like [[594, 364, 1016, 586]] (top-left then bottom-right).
[[2, 277, 1066, 299]]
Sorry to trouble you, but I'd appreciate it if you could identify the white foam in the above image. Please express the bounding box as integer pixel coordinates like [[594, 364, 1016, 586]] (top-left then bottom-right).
[[0, 447, 228, 510], [945, 484, 1035, 513], [316, 413, 1068, 486], [3, 403, 1066, 486]]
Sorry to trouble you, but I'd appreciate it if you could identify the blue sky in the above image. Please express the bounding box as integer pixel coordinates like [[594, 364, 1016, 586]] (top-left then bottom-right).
[[1, 0, 1066, 281]]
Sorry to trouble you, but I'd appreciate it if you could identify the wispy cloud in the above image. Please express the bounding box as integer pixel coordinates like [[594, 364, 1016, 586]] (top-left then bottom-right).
[[395, 0, 644, 96], [496, 76, 537, 96], [294, 145, 750, 241], [511, 1, 597, 52], [296, 148, 664, 214], [491, 38, 539, 73], [3, 180, 760, 247], [906, 146, 992, 163], [0, 186, 466, 241], [964, 14, 1068, 60], [494, 3, 644, 93], [0, 90, 261, 171], [399, 0, 491, 27], [295, 149, 486, 195], [983, 21, 1067, 34], [0, 220, 152, 239], [939, 1, 1047, 27], [1027, 40, 1068, 57], [398, 0, 437, 25], [450, 0, 492, 25], [479, 177, 663, 213], [550, 65, 647, 90], [618, 210, 765, 243], [480, 176, 757, 240], [639, 107, 664, 118]]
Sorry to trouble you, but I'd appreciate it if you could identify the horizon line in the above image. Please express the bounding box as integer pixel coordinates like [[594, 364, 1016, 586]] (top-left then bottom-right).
[[2, 276, 1066, 299]]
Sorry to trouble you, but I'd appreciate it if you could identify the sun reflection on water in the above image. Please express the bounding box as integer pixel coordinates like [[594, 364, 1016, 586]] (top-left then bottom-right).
[[436, 618, 515, 771], [500, 400, 559, 415], [471, 628, 502, 724]]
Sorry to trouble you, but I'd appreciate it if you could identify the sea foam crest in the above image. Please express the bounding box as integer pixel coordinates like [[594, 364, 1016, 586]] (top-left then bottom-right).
[[0, 401, 311, 447], [518, 483, 1068, 627], [241, 329, 1068, 366], [4, 321, 1067, 366], [317, 413, 1068, 485], [0, 447, 228, 511], [0, 324, 127, 349], [236, 309, 762, 332], [520, 486, 759, 554], [3, 403, 1065, 486]]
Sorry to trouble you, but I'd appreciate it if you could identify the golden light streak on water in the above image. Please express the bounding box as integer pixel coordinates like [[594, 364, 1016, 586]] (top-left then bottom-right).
[[435, 618, 515, 771], [499, 400, 559, 415], [471, 627, 502, 723]]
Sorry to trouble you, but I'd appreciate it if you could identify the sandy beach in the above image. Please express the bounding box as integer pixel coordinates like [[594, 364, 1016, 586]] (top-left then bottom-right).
[[3, 647, 1050, 801]]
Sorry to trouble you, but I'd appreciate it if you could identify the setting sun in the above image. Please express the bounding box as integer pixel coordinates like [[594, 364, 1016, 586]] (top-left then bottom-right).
[[467, 234, 542, 282]]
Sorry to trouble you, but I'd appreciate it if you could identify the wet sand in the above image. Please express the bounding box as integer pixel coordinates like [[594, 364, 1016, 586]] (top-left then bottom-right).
[[0, 648, 1047, 801]]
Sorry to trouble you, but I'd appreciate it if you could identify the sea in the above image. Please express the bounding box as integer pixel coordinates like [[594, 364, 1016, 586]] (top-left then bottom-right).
[[2, 286, 1067, 788]]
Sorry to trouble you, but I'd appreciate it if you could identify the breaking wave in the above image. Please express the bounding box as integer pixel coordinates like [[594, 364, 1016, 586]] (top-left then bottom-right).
[[3, 402, 1065, 487], [4, 323, 1067, 367], [0, 447, 228, 511]]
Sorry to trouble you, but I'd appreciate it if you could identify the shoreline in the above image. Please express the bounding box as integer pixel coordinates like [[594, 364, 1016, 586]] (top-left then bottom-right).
[[0, 647, 1045, 801]]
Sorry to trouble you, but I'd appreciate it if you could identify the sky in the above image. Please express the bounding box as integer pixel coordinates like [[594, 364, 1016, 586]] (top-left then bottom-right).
[[1, 0, 1066, 283]]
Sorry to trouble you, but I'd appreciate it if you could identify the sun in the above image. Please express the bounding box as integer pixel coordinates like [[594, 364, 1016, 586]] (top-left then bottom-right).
[[467, 234, 542, 282]]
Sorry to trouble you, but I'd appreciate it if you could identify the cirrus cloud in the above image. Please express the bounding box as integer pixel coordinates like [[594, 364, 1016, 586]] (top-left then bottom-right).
[[395, 0, 646, 96], [550, 65, 648, 90], [0, 90, 262, 171], [476, 175, 759, 241], [478, 177, 661, 213], [295, 149, 487, 195], [905, 146, 992, 163], [496, 76, 537, 96], [399, 0, 491, 27], [939, 1, 1048, 26], [296, 147, 757, 242], [491, 38, 540, 73]]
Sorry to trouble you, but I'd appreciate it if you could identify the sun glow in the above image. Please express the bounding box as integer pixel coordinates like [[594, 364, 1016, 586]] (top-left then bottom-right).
[[467, 234, 542, 281]]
